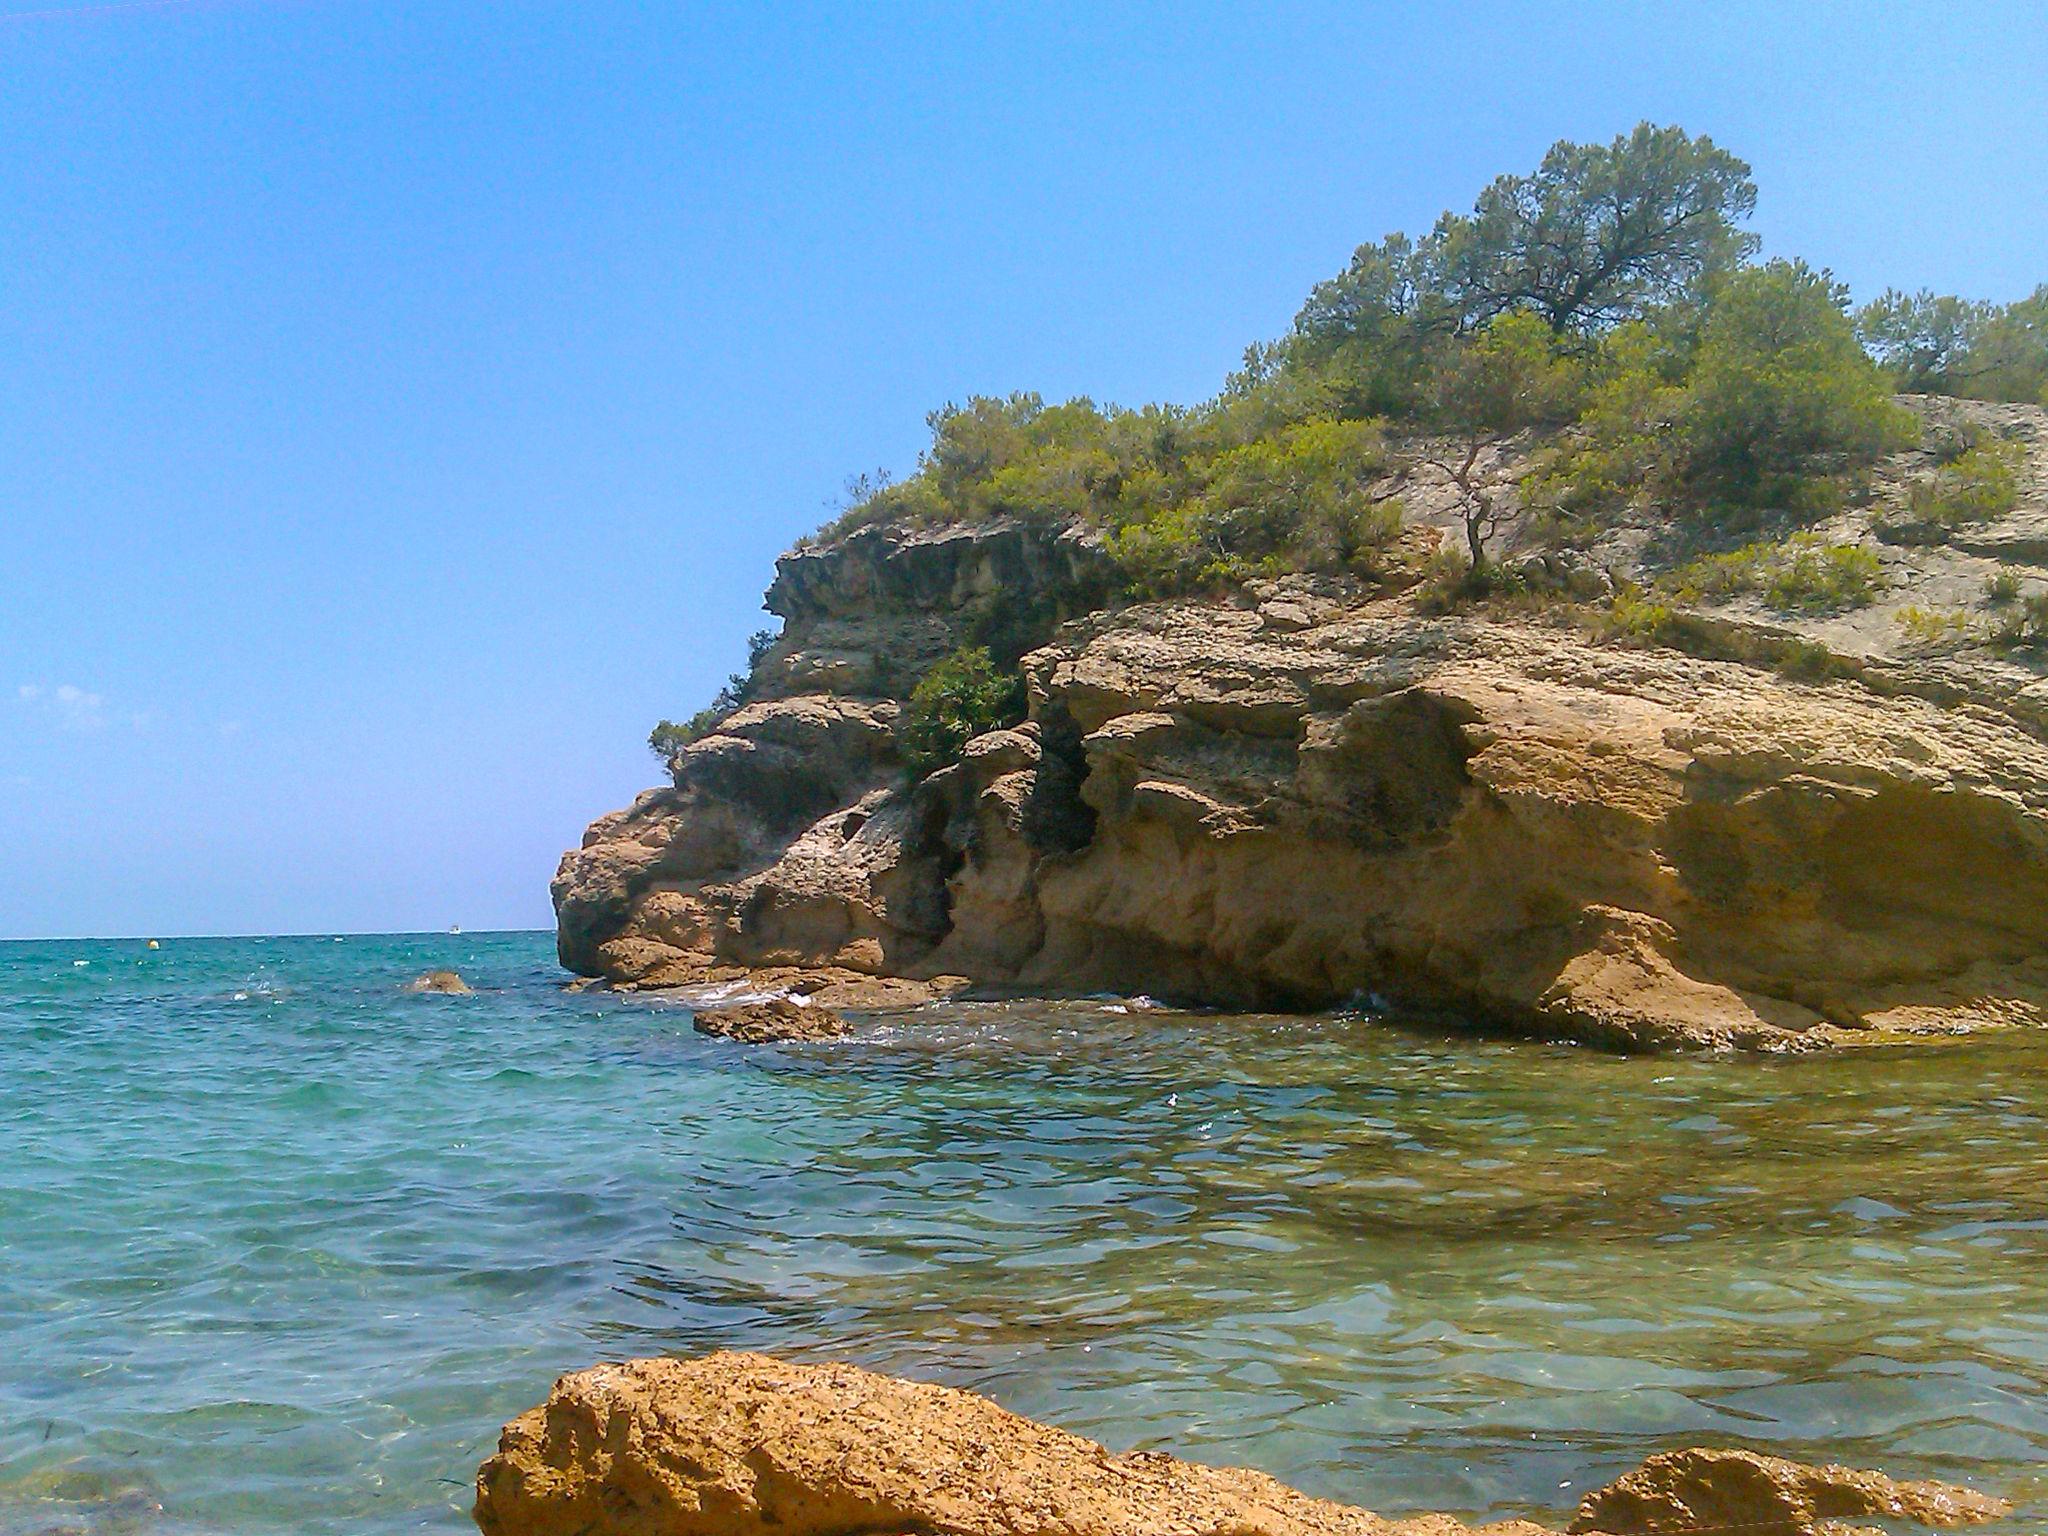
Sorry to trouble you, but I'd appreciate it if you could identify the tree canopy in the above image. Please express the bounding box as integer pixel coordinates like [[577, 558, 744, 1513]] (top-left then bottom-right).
[[1857, 285, 2048, 404], [1436, 123, 1759, 334], [1293, 123, 1757, 355]]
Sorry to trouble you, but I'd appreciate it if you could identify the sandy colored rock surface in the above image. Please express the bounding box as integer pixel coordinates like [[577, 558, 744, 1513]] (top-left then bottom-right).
[[554, 401, 2048, 1051], [474, 1354, 2007, 1536], [473, 1352, 1548, 1536], [405, 970, 473, 995], [692, 996, 849, 1043], [1570, 1447, 2007, 1536]]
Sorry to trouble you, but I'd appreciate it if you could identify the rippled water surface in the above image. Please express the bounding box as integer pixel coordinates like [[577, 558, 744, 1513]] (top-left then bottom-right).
[[4, 932, 2047, 1534]]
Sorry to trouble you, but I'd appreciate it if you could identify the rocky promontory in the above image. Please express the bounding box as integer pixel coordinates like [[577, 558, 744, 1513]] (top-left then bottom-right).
[[554, 399, 2048, 1051]]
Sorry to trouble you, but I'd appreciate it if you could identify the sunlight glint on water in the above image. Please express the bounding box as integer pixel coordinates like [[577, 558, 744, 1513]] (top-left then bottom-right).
[[2, 932, 2045, 1534]]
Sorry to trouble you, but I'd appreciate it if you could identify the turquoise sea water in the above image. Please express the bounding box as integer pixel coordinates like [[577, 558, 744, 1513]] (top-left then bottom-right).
[[3, 931, 2046, 1534]]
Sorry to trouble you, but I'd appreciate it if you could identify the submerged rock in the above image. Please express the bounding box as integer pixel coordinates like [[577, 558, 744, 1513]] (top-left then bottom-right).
[[405, 970, 473, 995], [473, 1354, 2008, 1536], [692, 996, 849, 1043], [0, 1460, 165, 1534], [1571, 1447, 2008, 1536]]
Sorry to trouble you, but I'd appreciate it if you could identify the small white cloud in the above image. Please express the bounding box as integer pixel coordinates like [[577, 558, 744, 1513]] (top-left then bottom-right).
[[51, 684, 107, 730], [16, 682, 110, 731]]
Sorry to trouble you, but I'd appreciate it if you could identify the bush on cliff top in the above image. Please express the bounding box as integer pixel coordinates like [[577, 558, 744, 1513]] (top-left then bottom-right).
[[1105, 417, 1404, 595], [1858, 285, 2048, 404], [1526, 262, 1914, 530], [897, 646, 1027, 780], [828, 124, 1956, 590]]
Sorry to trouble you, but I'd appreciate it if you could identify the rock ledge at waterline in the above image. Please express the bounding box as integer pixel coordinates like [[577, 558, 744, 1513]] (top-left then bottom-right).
[[554, 402, 2048, 1051], [472, 1352, 2006, 1536]]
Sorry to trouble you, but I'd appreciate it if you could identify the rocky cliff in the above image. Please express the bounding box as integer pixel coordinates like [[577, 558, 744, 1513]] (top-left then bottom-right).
[[554, 400, 2048, 1050]]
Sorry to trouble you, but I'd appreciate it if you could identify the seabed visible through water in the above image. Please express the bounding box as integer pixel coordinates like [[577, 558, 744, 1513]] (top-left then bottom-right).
[[3, 931, 2045, 1534]]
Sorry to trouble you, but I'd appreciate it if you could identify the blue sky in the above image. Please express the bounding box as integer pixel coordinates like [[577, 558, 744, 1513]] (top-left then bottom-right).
[[2, 1, 2043, 938]]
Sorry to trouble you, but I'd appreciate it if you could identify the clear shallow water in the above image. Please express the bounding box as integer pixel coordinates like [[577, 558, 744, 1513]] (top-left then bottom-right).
[[3, 933, 2046, 1535]]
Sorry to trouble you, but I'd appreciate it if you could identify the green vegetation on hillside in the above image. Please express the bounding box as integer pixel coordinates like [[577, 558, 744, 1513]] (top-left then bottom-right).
[[658, 124, 2043, 770], [1858, 286, 2048, 402], [1664, 534, 1886, 613], [832, 124, 1924, 595], [1528, 261, 1913, 531], [1905, 438, 2025, 527]]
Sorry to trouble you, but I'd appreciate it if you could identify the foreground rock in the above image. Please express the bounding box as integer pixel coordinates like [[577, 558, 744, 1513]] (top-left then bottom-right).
[[691, 996, 849, 1043], [555, 401, 2048, 1051], [1571, 1447, 2008, 1536], [405, 970, 473, 995], [473, 1354, 2005, 1536], [474, 1353, 1544, 1536]]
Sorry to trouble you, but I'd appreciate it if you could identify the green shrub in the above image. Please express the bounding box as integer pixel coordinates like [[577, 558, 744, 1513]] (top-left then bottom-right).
[[1987, 567, 2024, 605], [1521, 321, 1689, 529], [1773, 638, 1851, 681], [1527, 267, 1909, 530], [1895, 605, 1973, 646], [1766, 540, 1885, 610], [1583, 586, 1679, 646], [649, 705, 728, 776], [897, 647, 1027, 780], [1991, 593, 2048, 651], [1665, 534, 1886, 612], [1675, 262, 1916, 513], [1905, 438, 2024, 528], [1106, 417, 1401, 595], [1426, 311, 1589, 432]]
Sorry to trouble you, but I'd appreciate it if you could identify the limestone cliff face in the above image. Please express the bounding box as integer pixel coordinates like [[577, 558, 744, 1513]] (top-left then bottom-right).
[[554, 402, 2048, 1050]]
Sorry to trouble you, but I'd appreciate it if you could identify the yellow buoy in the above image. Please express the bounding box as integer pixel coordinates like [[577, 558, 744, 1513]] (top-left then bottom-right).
[[147, 939, 160, 950]]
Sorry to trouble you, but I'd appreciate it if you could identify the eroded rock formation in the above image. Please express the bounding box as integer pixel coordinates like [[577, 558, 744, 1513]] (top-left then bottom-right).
[[472, 1354, 2007, 1536], [554, 402, 2048, 1050], [1570, 1447, 2009, 1536], [472, 1353, 1544, 1536], [692, 996, 849, 1044]]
